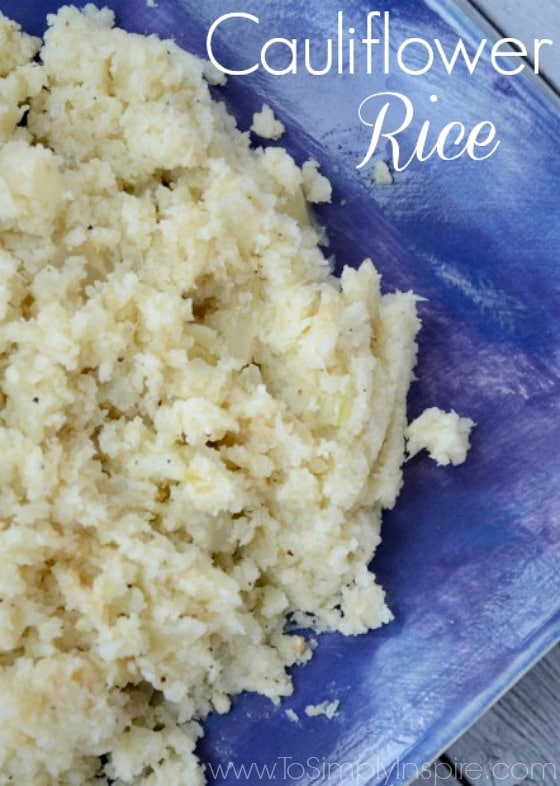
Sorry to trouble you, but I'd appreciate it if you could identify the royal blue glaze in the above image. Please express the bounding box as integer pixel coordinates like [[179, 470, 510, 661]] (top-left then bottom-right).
[[4, 1, 559, 784]]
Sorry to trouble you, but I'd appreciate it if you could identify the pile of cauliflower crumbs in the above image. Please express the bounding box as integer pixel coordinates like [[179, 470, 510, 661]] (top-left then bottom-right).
[[0, 5, 474, 786]]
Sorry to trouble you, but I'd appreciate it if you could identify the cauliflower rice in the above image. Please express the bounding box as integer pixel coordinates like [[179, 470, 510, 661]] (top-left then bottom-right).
[[0, 5, 439, 784]]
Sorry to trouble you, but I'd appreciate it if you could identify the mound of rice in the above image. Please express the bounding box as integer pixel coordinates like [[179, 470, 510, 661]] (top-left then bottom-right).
[[0, 6, 426, 784]]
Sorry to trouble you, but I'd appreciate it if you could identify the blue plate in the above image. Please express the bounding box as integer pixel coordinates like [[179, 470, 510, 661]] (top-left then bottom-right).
[[4, 0, 560, 783]]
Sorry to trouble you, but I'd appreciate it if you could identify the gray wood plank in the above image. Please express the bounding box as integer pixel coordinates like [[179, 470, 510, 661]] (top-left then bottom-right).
[[445, 644, 560, 786], [468, 0, 560, 92]]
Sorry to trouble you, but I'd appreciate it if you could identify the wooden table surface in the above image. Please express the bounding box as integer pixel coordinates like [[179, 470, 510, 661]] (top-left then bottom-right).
[[468, 0, 560, 92], [416, 2, 560, 783]]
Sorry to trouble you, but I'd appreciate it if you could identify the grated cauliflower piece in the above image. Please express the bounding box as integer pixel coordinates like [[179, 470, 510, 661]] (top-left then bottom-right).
[[251, 103, 285, 140], [305, 699, 340, 719], [406, 407, 475, 466], [372, 159, 394, 185]]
